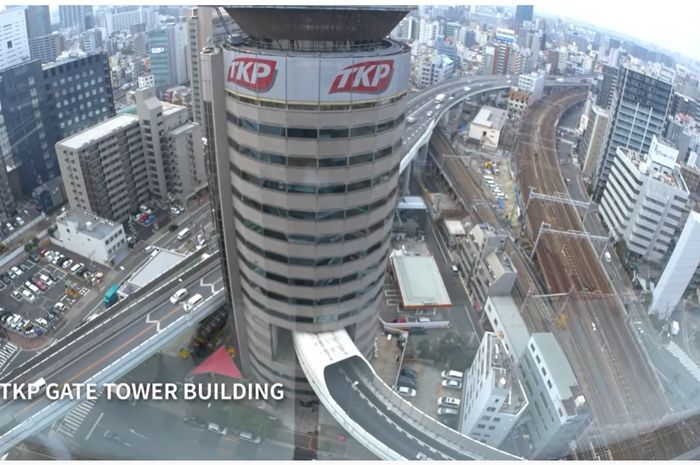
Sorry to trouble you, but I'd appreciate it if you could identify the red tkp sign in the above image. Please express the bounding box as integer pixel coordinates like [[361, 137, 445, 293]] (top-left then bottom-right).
[[227, 57, 277, 92], [329, 60, 394, 94]]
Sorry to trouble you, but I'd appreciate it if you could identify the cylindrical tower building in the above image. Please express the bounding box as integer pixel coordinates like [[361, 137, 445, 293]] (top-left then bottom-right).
[[201, 6, 411, 395]]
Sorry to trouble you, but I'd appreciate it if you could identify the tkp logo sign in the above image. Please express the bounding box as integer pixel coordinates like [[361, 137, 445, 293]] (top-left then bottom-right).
[[227, 57, 277, 92], [329, 60, 394, 94]]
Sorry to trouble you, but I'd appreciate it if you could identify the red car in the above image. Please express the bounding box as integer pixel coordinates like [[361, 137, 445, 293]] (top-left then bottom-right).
[[39, 248, 48, 256], [33, 279, 48, 292], [392, 318, 407, 323]]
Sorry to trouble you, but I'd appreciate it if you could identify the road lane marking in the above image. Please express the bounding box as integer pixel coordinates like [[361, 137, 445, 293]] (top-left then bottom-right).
[[84, 411, 104, 441]]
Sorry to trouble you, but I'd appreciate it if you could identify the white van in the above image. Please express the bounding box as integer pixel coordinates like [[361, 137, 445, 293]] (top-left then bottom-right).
[[184, 293, 203, 311], [483, 175, 495, 181], [25, 281, 40, 294], [176, 228, 191, 240]]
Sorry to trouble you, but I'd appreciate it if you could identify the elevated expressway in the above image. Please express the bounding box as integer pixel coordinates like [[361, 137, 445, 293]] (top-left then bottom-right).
[[0, 75, 587, 459]]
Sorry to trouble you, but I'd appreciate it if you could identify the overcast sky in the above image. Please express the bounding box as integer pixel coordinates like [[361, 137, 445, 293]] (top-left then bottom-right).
[[532, 0, 700, 62]]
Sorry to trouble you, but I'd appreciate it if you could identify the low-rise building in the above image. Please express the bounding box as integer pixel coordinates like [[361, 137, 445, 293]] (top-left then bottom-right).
[[517, 70, 545, 102], [417, 53, 455, 87], [455, 223, 515, 309], [137, 73, 155, 88], [52, 209, 128, 266], [600, 136, 689, 263], [507, 88, 530, 118], [461, 332, 528, 448], [468, 106, 507, 151]]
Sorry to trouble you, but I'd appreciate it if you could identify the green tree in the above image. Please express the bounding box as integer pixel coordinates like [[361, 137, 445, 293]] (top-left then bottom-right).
[[24, 242, 33, 253]]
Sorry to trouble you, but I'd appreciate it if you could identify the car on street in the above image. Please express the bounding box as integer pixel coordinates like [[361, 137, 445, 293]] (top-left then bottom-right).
[[183, 293, 203, 311], [170, 288, 189, 304], [169, 223, 179, 232], [207, 423, 228, 435], [441, 379, 462, 390], [237, 431, 262, 443], [144, 245, 155, 254]]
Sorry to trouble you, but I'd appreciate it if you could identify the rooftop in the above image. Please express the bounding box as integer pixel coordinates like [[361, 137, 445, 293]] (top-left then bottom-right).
[[58, 114, 139, 151], [391, 253, 452, 308], [56, 209, 121, 241], [530, 333, 581, 408], [444, 219, 466, 236], [397, 196, 427, 210], [483, 333, 528, 415], [486, 296, 531, 359], [121, 249, 189, 295], [618, 147, 688, 192], [472, 106, 507, 131]]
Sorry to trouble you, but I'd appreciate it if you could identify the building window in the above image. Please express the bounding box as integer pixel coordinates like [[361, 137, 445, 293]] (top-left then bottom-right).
[[541, 367, 547, 376], [486, 407, 496, 412], [476, 424, 486, 429], [6, 40, 11, 49], [547, 380, 553, 389]]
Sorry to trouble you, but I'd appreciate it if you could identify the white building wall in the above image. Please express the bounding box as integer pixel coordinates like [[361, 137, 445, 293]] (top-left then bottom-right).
[[650, 211, 700, 318], [0, 7, 30, 70], [53, 212, 127, 264]]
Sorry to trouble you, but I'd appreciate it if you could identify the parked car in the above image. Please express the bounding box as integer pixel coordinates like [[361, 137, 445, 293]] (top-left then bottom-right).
[[441, 370, 464, 380], [184, 416, 207, 429], [437, 407, 460, 416], [397, 376, 416, 389], [21, 289, 36, 303], [170, 207, 181, 216], [441, 379, 462, 390], [61, 259, 73, 269], [169, 223, 179, 232], [437, 396, 461, 408], [54, 302, 67, 312], [11, 266, 21, 277], [400, 368, 419, 379], [395, 386, 416, 398], [144, 245, 155, 254], [33, 279, 48, 292]]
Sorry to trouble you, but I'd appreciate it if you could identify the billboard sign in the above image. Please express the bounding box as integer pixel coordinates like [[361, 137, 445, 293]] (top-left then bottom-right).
[[223, 50, 409, 102]]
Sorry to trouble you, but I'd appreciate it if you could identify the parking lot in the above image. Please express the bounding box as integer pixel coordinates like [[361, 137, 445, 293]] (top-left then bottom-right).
[[0, 244, 109, 341]]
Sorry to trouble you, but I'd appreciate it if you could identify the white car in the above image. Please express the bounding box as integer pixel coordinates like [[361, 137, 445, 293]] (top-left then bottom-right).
[[437, 396, 461, 408], [61, 259, 73, 269], [11, 266, 21, 277], [396, 386, 416, 398], [170, 288, 189, 304], [442, 379, 462, 390], [54, 302, 67, 312], [207, 423, 228, 435], [183, 293, 203, 311], [170, 207, 181, 216], [144, 245, 155, 254], [437, 407, 460, 416]]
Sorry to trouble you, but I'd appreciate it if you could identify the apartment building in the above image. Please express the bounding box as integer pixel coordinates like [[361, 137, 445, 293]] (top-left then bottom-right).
[[461, 332, 528, 448], [53, 209, 128, 265], [600, 136, 689, 263]]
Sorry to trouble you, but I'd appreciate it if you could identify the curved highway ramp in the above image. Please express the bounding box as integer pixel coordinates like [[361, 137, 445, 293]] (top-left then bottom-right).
[[293, 329, 522, 460]]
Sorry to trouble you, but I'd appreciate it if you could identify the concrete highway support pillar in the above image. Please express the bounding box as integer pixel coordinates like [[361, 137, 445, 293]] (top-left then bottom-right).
[[401, 159, 412, 196], [416, 142, 429, 166]]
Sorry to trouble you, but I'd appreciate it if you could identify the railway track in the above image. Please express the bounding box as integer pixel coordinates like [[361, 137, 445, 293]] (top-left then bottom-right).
[[517, 91, 700, 458]]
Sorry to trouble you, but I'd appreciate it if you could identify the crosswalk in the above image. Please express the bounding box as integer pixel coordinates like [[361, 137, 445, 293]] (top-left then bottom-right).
[[666, 341, 700, 383], [0, 342, 18, 373], [56, 398, 98, 438]]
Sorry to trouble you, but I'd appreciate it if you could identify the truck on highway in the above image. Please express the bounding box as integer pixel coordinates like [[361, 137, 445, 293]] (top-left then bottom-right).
[[671, 320, 680, 336], [435, 93, 446, 103], [103, 284, 120, 308]]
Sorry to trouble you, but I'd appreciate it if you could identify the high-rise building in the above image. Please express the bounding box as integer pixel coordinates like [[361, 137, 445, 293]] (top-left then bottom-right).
[[101, 6, 156, 36], [0, 7, 30, 71], [0, 53, 114, 195], [149, 22, 188, 92], [60, 5, 93, 33], [599, 137, 689, 263], [134, 87, 206, 207], [596, 63, 618, 109], [418, 17, 439, 44], [28, 32, 64, 64], [514, 5, 534, 32], [200, 6, 410, 392], [24, 6, 51, 40], [56, 88, 205, 221], [25, 5, 59, 63], [461, 332, 528, 448], [580, 104, 610, 180], [56, 114, 148, 222], [650, 211, 700, 318], [492, 28, 515, 75], [594, 61, 674, 199], [186, 7, 238, 125], [59, 6, 93, 33]]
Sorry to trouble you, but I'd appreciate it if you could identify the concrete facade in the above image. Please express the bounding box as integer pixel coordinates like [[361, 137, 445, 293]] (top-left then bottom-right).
[[53, 209, 128, 265]]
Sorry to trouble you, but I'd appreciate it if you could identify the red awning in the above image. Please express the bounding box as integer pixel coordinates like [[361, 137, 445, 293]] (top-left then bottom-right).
[[190, 346, 242, 379]]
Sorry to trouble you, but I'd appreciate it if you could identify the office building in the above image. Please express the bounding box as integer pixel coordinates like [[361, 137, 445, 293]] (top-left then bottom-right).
[[56, 114, 148, 222], [79, 29, 104, 54], [650, 212, 700, 318], [25, 6, 61, 63], [56, 88, 204, 221], [599, 137, 689, 263], [53, 209, 128, 266], [134, 87, 206, 207], [200, 6, 410, 391], [59, 6, 93, 34], [514, 5, 534, 32], [580, 104, 610, 180], [0, 155, 15, 224], [418, 54, 454, 87], [594, 61, 674, 199], [468, 106, 507, 151], [138, 74, 155, 89], [0, 7, 30, 71], [149, 22, 188, 92], [514, 333, 589, 458], [518, 70, 545, 102], [492, 28, 514, 75], [418, 18, 439, 44], [461, 332, 528, 448], [32, 177, 66, 215], [0, 52, 114, 195], [392, 16, 417, 41], [483, 297, 589, 459], [186, 7, 238, 125], [101, 6, 157, 36], [507, 88, 530, 118]]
